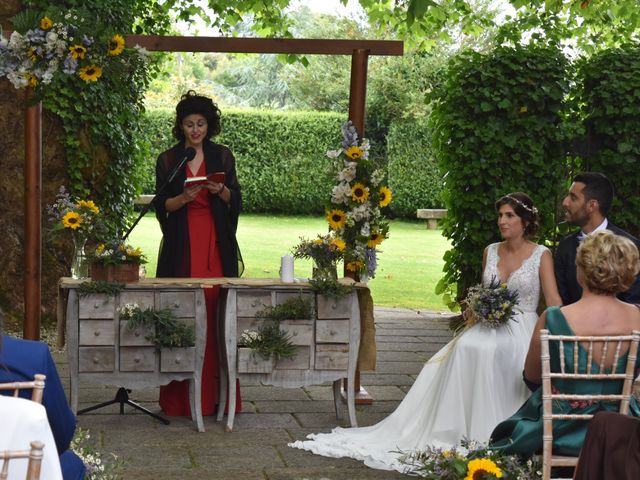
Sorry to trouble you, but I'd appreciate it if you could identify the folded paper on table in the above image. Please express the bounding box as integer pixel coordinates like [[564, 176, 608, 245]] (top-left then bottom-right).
[[184, 172, 225, 187]]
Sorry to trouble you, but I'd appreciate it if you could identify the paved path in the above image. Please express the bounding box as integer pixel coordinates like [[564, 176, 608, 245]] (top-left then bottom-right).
[[55, 307, 455, 479]]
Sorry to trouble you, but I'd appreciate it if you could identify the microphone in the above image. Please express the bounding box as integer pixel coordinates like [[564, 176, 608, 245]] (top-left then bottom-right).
[[167, 147, 196, 184], [122, 147, 197, 243]]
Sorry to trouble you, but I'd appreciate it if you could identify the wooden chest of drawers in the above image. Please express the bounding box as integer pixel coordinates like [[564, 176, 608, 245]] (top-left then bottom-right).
[[217, 285, 361, 431], [62, 282, 207, 431]]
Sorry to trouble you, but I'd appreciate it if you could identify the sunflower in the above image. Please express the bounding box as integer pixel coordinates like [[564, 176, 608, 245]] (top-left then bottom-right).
[[107, 34, 125, 56], [351, 183, 369, 203], [332, 238, 346, 252], [346, 260, 363, 272], [27, 48, 38, 62], [95, 243, 105, 255], [345, 146, 364, 160], [26, 74, 38, 87], [69, 45, 87, 59], [62, 211, 82, 230], [378, 186, 392, 207], [464, 458, 503, 480], [76, 199, 99, 214], [326, 209, 346, 230], [367, 232, 384, 248], [40, 16, 53, 30], [79, 65, 102, 82]]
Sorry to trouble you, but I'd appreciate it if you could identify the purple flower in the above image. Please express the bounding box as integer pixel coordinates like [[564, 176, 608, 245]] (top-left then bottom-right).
[[82, 35, 93, 46], [365, 247, 377, 278], [341, 121, 359, 149], [63, 56, 78, 74]]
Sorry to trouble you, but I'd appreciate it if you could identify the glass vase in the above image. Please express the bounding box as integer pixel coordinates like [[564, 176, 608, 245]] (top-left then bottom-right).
[[312, 261, 338, 282], [70, 235, 89, 279]]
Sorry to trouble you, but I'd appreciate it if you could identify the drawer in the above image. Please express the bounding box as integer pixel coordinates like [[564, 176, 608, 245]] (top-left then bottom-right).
[[120, 347, 156, 372], [119, 291, 154, 310], [275, 346, 310, 370], [159, 291, 195, 317], [236, 290, 272, 317], [237, 348, 274, 373], [315, 319, 350, 343], [79, 320, 115, 346], [79, 294, 115, 319], [315, 344, 349, 370], [160, 347, 195, 372], [280, 320, 313, 346], [237, 317, 271, 340], [275, 291, 314, 306], [79, 347, 115, 372], [317, 295, 352, 319], [120, 321, 154, 346]]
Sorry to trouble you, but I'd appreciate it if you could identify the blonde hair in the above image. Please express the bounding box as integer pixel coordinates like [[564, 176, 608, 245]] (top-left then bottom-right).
[[576, 230, 640, 295]]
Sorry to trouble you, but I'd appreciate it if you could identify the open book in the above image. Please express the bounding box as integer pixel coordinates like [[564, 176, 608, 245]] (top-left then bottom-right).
[[184, 172, 225, 187]]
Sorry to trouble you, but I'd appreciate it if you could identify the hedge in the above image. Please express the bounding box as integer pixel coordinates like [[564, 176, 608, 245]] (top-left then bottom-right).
[[386, 117, 444, 217], [140, 108, 346, 214]]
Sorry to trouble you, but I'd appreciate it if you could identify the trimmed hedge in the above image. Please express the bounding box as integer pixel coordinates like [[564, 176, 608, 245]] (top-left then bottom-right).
[[140, 109, 344, 214], [387, 118, 443, 217]]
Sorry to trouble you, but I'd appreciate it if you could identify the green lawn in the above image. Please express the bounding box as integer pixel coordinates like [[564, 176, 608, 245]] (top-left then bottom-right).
[[129, 213, 450, 311]]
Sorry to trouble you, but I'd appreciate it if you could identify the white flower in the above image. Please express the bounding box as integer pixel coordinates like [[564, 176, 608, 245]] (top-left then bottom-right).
[[330, 183, 352, 205], [326, 149, 342, 158], [360, 223, 370, 237], [133, 44, 150, 59], [370, 168, 384, 187], [338, 162, 357, 182]]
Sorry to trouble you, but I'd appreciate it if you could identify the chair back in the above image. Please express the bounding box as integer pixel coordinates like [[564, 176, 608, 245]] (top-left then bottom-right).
[[540, 329, 640, 479], [0, 441, 44, 480], [0, 375, 46, 404]]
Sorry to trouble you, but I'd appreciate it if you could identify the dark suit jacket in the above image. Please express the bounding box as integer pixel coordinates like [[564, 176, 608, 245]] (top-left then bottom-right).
[[555, 223, 640, 305], [0, 336, 85, 480]]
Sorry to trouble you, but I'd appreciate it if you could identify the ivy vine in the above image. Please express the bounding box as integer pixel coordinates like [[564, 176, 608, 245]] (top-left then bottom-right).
[[429, 45, 570, 307]]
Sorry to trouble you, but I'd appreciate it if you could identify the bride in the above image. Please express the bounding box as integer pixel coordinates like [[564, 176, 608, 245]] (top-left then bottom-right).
[[289, 192, 563, 472]]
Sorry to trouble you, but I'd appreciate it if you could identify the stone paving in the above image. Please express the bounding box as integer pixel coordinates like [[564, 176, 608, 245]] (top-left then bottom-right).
[[54, 307, 455, 479]]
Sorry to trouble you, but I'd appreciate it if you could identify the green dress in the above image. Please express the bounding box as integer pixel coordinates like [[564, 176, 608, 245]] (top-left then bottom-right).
[[490, 306, 640, 456]]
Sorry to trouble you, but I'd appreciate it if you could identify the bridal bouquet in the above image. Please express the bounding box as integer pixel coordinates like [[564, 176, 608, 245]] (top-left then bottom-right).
[[464, 278, 520, 329]]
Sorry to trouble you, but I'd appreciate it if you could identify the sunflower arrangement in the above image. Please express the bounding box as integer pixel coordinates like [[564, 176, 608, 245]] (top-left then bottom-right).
[[291, 234, 346, 269], [89, 238, 147, 266], [0, 9, 146, 90], [399, 439, 541, 479], [47, 186, 102, 241], [325, 121, 391, 278]]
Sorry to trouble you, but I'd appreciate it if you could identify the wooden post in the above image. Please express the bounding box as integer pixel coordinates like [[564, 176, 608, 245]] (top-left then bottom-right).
[[24, 87, 42, 340], [343, 48, 373, 405]]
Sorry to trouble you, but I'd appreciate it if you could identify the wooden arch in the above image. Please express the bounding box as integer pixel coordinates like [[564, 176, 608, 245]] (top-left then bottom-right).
[[23, 35, 403, 339]]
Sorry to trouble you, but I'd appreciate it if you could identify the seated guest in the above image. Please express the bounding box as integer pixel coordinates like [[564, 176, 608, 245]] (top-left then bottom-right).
[[490, 230, 640, 457], [0, 309, 86, 479], [0, 395, 63, 480], [573, 411, 640, 480]]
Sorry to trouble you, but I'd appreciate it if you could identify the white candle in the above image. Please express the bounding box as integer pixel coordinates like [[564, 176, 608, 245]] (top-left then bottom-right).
[[280, 255, 294, 282]]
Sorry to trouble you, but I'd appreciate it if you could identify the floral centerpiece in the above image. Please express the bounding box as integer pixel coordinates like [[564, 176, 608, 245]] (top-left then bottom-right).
[[463, 278, 520, 329], [47, 186, 103, 279], [292, 234, 346, 281], [326, 121, 391, 279], [0, 9, 147, 91], [399, 439, 541, 479], [89, 239, 147, 283]]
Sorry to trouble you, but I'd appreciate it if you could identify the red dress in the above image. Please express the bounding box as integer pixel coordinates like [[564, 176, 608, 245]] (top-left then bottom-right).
[[159, 162, 242, 416]]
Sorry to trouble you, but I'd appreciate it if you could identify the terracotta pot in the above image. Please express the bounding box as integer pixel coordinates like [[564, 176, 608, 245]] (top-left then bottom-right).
[[90, 263, 140, 283]]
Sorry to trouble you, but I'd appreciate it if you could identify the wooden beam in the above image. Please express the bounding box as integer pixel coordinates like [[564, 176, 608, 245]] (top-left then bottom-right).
[[24, 87, 42, 340], [348, 49, 369, 137], [125, 35, 403, 56]]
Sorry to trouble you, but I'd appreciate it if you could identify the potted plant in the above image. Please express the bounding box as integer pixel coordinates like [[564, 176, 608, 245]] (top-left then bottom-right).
[[89, 239, 146, 283]]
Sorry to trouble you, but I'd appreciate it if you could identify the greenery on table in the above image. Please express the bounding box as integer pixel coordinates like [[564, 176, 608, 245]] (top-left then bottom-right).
[[430, 45, 570, 307], [120, 304, 195, 350], [308, 277, 354, 300], [256, 295, 314, 322], [239, 323, 296, 362], [77, 281, 125, 297]]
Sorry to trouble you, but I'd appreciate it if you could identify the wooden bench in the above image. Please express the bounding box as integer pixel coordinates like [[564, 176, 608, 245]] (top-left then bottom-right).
[[416, 208, 447, 229]]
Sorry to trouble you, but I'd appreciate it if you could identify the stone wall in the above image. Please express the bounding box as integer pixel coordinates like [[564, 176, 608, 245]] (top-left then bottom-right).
[[1, 2, 70, 327]]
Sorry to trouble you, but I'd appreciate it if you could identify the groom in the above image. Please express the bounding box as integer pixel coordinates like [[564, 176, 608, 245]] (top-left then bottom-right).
[[555, 172, 640, 305]]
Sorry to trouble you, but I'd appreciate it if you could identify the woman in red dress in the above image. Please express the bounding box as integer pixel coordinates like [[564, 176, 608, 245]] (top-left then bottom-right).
[[154, 91, 243, 416]]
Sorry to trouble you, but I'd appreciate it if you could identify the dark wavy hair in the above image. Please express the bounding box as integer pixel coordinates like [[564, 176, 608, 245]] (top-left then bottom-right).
[[172, 90, 222, 142], [495, 192, 540, 238]]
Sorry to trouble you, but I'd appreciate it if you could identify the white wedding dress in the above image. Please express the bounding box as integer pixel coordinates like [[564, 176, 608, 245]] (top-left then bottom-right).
[[289, 243, 547, 472]]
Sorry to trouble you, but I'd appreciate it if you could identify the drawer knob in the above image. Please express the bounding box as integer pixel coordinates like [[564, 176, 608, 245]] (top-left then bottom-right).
[[134, 331, 140, 337], [174, 356, 182, 364], [251, 301, 259, 307], [93, 357, 99, 364], [134, 357, 141, 363], [94, 331, 100, 336], [329, 330, 336, 335], [173, 302, 180, 308], [93, 303, 100, 309]]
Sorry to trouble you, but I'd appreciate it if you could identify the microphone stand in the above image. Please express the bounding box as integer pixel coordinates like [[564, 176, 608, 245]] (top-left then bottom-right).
[[77, 151, 193, 425], [122, 151, 191, 243]]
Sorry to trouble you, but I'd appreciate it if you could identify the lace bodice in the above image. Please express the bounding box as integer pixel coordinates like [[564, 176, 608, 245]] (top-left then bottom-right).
[[483, 243, 547, 313]]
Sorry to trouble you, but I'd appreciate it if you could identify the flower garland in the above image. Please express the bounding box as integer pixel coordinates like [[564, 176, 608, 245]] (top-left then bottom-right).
[[0, 9, 147, 90], [326, 121, 391, 278]]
